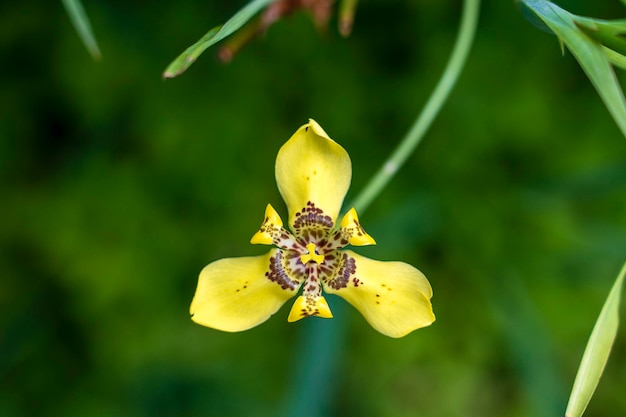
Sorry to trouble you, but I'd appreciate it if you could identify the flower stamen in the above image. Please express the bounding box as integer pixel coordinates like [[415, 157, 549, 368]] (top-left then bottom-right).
[[300, 242, 325, 264]]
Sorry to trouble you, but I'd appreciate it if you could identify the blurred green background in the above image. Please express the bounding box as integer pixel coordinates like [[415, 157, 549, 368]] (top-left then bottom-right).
[[2, 1, 626, 416]]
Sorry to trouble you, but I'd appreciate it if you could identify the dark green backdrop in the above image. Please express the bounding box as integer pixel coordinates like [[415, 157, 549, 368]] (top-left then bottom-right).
[[2, 1, 625, 416]]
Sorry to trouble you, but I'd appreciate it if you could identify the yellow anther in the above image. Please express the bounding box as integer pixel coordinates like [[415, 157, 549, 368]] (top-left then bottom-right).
[[300, 243, 325, 264]]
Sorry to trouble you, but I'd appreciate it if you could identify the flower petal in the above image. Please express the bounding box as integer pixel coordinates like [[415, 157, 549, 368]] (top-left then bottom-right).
[[275, 119, 352, 227], [287, 262, 332, 321], [340, 208, 376, 246], [190, 249, 300, 332], [250, 204, 303, 252], [322, 250, 435, 338], [287, 295, 333, 321]]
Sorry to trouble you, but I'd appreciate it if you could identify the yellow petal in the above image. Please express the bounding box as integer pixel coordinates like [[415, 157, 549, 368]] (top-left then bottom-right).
[[287, 295, 333, 322], [190, 250, 300, 332], [250, 204, 284, 245], [340, 208, 376, 246], [322, 250, 435, 338], [275, 119, 352, 227]]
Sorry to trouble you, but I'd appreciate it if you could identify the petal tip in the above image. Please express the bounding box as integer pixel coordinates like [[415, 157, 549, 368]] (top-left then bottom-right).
[[250, 231, 272, 245], [250, 204, 284, 245], [306, 118, 330, 139], [340, 208, 376, 246], [287, 295, 333, 322], [190, 253, 299, 333], [276, 120, 352, 226]]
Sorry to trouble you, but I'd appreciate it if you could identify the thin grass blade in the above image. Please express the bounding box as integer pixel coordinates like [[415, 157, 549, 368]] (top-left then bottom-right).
[[565, 261, 626, 417], [61, 0, 101, 60], [163, 0, 273, 78]]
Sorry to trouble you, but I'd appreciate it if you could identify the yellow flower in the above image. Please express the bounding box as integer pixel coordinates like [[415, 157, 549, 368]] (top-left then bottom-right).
[[190, 119, 435, 337]]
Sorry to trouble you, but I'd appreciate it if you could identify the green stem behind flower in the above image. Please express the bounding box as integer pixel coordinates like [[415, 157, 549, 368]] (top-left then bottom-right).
[[350, 0, 481, 214], [283, 2, 481, 416]]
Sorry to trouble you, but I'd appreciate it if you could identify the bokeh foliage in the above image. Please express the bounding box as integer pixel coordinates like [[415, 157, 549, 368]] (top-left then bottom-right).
[[1, 1, 626, 417]]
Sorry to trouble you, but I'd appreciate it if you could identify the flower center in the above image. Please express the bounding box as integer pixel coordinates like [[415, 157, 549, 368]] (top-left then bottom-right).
[[299, 242, 325, 264]]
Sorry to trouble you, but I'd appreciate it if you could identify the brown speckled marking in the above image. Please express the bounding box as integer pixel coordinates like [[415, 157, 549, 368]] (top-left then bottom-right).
[[236, 280, 250, 293], [293, 201, 334, 234], [340, 216, 371, 241], [253, 203, 377, 316], [299, 263, 323, 317], [266, 251, 301, 290], [323, 252, 356, 290]]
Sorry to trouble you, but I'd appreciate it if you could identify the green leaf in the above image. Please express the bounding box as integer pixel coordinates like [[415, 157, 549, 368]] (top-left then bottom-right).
[[61, 0, 101, 60], [575, 18, 626, 56], [163, 0, 273, 79], [604, 46, 626, 70], [519, 1, 554, 35], [520, 0, 626, 139], [565, 261, 626, 417]]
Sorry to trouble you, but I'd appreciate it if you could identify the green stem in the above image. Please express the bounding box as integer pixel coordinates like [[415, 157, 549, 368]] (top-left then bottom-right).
[[350, 0, 481, 214], [283, 2, 481, 417], [61, 0, 102, 60]]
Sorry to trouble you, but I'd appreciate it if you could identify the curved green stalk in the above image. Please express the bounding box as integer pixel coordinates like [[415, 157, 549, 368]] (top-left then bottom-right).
[[351, 0, 481, 214], [283, 2, 481, 416], [61, 0, 101, 60]]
